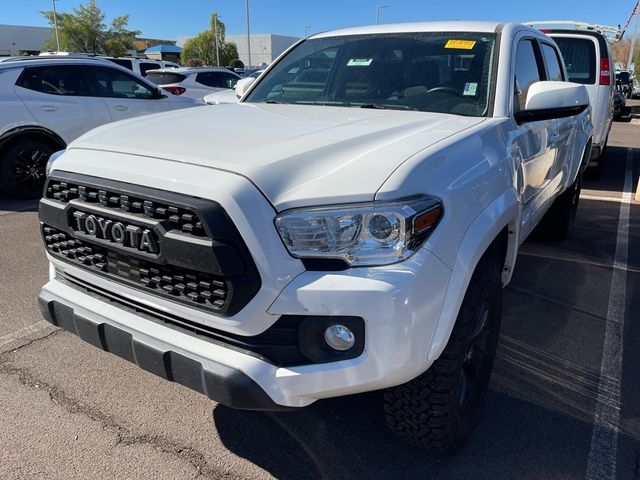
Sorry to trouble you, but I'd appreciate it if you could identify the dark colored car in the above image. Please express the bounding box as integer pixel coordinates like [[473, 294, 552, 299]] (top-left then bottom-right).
[[616, 71, 632, 99], [613, 89, 626, 119]]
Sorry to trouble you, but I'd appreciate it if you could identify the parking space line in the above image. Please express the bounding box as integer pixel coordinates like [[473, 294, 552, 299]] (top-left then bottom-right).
[[0, 320, 52, 349], [580, 194, 625, 203], [584, 148, 633, 480]]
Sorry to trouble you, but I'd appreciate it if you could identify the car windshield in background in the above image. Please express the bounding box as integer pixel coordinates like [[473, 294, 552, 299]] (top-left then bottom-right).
[[146, 72, 187, 85], [552, 37, 596, 84], [617, 71, 630, 84], [245, 32, 496, 116]]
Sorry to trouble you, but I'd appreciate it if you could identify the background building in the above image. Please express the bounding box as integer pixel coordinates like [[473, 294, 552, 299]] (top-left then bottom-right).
[[144, 44, 182, 63], [0, 24, 52, 56]]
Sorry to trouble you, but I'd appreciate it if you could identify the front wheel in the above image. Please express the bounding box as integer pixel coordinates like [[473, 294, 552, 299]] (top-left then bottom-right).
[[0, 138, 54, 198], [384, 255, 503, 454]]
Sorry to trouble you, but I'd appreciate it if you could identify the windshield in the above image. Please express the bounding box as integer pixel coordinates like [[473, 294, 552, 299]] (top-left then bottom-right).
[[616, 71, 630, 84], [245, 32, 496, 116]]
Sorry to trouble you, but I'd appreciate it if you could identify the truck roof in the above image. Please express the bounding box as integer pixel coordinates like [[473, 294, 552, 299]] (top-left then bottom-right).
[[311, 21, 507, 38]]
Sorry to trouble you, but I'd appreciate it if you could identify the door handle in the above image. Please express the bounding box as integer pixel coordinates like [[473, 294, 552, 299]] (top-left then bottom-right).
[[39, 105, 57, 112], [113, 105, 128, 111]]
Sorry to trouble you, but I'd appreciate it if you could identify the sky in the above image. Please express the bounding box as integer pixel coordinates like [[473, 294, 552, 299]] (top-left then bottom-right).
[[1, 0, 638, 40]]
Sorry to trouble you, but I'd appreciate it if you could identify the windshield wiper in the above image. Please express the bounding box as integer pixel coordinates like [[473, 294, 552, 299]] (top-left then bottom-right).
[[265, 99, 282, 104], [359, 103, 418, 111]]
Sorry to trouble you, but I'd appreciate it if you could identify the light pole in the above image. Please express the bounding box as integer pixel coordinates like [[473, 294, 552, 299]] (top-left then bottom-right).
[[52, 0, 61, 51], [213, 13, 220, 66], [245, 0, 252, 68], [376, 5, 387, 25], [304, 25, 311, 37], [627, 9, 639, 71]]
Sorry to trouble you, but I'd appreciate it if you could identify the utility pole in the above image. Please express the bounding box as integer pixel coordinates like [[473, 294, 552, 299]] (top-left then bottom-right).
[[52, 0, 61, 51], [213, 13, 220, 66], [376, 5, 387, 25], [245, 0, 252, 68], [627, 8, 639, 71]]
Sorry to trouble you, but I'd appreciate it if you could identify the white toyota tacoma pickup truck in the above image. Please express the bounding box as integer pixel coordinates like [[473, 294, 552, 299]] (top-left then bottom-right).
[[38, 22, 592, 453]]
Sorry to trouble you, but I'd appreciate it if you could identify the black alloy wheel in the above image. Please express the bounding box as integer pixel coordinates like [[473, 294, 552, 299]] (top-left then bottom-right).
[[0, 139, 54, 198]]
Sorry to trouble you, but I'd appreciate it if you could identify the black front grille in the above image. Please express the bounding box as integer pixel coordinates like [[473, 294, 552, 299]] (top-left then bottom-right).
[[46, 179, 207, 237], [43, 226, 230, 310], [40, 172, 262, 316]]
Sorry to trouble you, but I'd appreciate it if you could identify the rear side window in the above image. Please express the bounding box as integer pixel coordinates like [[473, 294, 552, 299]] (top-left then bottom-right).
[[146, 72, 187, 85], [514, 40, 542, 111], [16, 65, 92, 96], [540, 44, 564, 81], [552, 37, 596, 84], [139, 63, 159, 77], [108, 58, 133, 71], [196, 72, 239, 88]]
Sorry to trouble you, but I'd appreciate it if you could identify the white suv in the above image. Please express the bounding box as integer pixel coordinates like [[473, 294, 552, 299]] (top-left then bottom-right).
[[526, 22, 618, 175], [145, 67, 241, 101], [0, 57, 199, 197], [40, 22, 592, 453]]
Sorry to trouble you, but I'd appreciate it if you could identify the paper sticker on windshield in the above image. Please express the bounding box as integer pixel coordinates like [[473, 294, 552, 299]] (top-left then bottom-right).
[[347, 58, 373, 66], [445, 39, 476, 50], [463, 82, 478, 96]]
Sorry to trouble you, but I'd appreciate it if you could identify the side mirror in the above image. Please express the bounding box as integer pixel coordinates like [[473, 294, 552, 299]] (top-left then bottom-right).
[[154, 87, 167, 99], [235, 77, 256, 98], [515, 81, 589, 123]]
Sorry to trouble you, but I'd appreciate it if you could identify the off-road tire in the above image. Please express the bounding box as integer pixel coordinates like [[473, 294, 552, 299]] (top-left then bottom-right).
[[0, 138, 54, 198], [537, 173, 582, 241], [384, 254, 503, 454]]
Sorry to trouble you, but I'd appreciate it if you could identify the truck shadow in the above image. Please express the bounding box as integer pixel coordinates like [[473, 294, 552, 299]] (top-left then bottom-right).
[[212, 385, 598, 479]]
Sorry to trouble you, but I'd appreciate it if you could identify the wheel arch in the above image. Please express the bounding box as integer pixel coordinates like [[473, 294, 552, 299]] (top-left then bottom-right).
[[0, 126, 66, 154], [426, 189, 520, 363]]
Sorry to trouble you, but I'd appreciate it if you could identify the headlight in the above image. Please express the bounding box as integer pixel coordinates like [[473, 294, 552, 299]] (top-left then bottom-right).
[[274, 196, 442, 267], [45, 150, 65, 176]]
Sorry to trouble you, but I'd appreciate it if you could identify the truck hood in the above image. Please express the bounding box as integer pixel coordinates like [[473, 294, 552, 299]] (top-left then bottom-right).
[[70, 103, 485, 210]]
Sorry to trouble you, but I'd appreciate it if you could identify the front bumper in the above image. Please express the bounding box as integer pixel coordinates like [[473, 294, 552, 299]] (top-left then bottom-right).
[[39, 247, 452, 409], [39, 292, 289, 411]]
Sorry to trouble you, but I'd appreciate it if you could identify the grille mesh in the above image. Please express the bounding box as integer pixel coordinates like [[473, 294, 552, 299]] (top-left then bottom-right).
[[43, 225, 229, 311], [46, 179, 206, 237]]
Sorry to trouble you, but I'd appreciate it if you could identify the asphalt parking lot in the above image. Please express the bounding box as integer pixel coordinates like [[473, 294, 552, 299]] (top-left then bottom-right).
[[0, 109, 639, 479]]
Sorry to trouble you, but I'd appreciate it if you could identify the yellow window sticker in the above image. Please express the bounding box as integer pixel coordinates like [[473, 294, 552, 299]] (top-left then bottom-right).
[[445, 39, 476, 50]]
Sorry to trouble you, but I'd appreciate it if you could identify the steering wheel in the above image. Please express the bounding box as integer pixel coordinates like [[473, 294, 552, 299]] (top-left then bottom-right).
[[426, 86, 461, 95]]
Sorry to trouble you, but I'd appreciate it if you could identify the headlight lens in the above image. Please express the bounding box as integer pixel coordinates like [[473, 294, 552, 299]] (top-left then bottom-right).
[[274, 196, 442, 266], [45, 149, 65, 176]]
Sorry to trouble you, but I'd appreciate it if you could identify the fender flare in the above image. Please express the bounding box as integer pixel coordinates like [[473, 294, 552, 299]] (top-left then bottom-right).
[[426, 188, 520, 363], [0, 125, 66, 151]]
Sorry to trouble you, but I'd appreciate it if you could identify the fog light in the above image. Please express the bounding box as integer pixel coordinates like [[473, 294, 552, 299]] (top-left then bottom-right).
[[324, 324, 355, 351]]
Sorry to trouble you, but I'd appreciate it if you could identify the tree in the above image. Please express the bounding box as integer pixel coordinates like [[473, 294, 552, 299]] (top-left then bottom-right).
[[181, 13, 239, 66], [41, 0, 139, 57], [612, 38, 640, 74]]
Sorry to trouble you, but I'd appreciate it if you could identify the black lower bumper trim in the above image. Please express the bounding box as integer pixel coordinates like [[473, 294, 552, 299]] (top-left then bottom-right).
[[38, 293, 292, 411]]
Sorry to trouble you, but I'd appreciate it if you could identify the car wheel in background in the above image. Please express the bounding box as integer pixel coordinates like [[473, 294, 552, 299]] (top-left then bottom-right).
[[538, 172, 582, 240], [0, 138, 54, 198], [384, 253, 503, 454]]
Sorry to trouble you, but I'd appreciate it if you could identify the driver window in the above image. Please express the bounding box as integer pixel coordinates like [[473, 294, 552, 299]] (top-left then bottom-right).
[[514, 40, 542, 112]]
